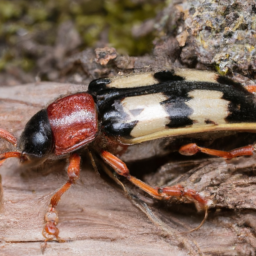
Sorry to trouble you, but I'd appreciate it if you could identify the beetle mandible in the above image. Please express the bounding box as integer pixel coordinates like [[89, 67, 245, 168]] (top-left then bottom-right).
[[1, 68, 256, 245]]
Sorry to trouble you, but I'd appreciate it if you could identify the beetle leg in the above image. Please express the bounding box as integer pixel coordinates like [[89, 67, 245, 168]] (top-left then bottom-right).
[[101, 150, 163, 199], [101, 150, 211, 211], [158, 185, 209, 211], [0, 151, 29, 165], [179, 143, 254, 159], [0, 128, 17, 146], [158, 185, 209, 232], [245, 85, 256, 93], [0, 129, 30, 165], [0, 129, 22, 165], [42, 153, 81, 250]]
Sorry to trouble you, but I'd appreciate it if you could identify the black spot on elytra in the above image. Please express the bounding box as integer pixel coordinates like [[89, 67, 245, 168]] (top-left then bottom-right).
[[88, 78, 111, 95], [205, 119, 217, 125], [105, 120, 138, 138], [101, 98, 140, 138], [162, 96, 193, 128], [227, 101, 256, 123], [217, 76, 248, 93], [154, 71, 184, 83]]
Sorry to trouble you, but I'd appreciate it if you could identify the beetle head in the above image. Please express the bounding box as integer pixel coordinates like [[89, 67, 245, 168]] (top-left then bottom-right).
[[0, 109, 53, 166]]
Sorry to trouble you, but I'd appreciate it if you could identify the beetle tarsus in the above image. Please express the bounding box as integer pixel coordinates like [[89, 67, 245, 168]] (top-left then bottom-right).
[[43, 207, 60, 239], [41, 209, 65, 253], [42, 207, 64, 248], [158, 185, 211, 211]]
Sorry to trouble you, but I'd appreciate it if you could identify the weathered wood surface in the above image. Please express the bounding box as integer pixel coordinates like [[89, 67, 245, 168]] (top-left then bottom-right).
[[1, 82, 256, 256]]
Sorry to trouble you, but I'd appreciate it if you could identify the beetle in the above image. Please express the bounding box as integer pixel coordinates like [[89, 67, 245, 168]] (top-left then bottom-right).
[[0, 68, 256, 246]]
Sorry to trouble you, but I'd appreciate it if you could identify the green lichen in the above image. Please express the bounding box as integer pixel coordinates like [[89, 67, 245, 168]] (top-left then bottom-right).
[[0, 2, 21, 20], [180, 0, 256, 75], [0, 0, 165, 73]]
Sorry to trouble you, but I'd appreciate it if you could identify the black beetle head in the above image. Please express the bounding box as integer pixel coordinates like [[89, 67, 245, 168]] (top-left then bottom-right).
[[17, 109, 54, 160]]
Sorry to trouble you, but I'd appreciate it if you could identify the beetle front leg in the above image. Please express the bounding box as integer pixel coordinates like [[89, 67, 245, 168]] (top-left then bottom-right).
[[42, 153, 81, 251], [0, 129, 27, 165], [101, 150, 211, 211], [179, 143, 254, 159]]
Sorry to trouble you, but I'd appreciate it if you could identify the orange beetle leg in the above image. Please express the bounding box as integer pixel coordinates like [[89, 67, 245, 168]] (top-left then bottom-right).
[[245, 85, 256, 93], [42, 153, 81, 251], [179, 143, 254, 160], [101, 150, 212, 213]]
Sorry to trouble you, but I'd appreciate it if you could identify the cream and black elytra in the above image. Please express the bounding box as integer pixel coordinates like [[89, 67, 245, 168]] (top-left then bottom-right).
[[89, 69, 256, 144], [1, 68, 256, 250]]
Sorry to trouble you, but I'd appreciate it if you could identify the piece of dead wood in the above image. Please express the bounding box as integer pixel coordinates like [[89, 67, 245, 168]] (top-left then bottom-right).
[[1, 82, 256, 256]]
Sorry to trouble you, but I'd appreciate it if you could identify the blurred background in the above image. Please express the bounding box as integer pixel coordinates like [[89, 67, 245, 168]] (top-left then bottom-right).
[[2, 0, 255, 87], [0, 0, 165, 85]]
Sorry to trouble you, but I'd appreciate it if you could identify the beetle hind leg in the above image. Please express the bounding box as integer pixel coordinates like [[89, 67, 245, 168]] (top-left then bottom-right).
[[157, 184, 210, 211], [101, 150, 212, 231]]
